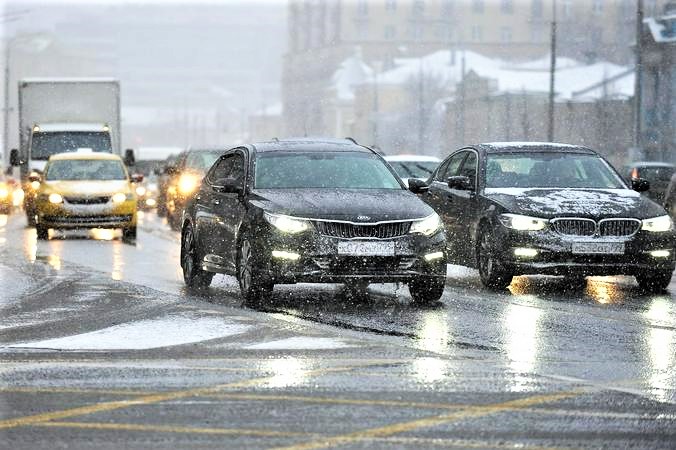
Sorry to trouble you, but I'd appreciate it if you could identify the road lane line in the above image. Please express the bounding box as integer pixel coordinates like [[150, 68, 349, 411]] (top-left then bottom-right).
[[362, 436, 567, 449], [0, 387, 159, 396], [0, 361, 398, 430], [209, 393, 466, 411], [34, 421, 316, 438], [272, 390, 583, 450]]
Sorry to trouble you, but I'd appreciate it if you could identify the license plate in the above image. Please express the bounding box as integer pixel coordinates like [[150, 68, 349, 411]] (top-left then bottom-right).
[[571, 241, 624, 255], [337, 241, 395, 256]]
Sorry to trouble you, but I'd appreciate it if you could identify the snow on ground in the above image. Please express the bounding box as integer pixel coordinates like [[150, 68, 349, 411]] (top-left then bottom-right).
[[245, 337, 352, 350]]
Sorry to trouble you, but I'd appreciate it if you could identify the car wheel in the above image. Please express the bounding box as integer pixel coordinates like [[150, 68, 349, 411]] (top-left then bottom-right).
[[635, 270, 673, 292], [122, 226, 137, 243], [477, 227, 513, 290], [181, 223, 213, 289], [408, 277, 445, 305], [36, 225, 49, 240], [26, 210, 36, 227], [238, 235, 273, 304]]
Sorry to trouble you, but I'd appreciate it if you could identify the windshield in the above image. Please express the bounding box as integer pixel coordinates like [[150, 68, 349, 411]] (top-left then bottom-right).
[[185, 151, 222, 173], [388, 161, 438, 179], [486, 153, 626, 189], [45, 159, 127, 181], [255, 152, 402, 189], [31, 132, 112, 160]]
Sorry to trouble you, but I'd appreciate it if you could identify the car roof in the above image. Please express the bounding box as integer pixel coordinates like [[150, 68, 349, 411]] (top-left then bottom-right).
[[477, 142, 597, 155], [384, 154, 441, 162], [251, 138, 374, 154], [49, 151, 123, 161]]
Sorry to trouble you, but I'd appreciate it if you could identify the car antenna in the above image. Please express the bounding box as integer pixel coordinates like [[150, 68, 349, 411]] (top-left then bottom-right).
[[271, 137, 279, 142]]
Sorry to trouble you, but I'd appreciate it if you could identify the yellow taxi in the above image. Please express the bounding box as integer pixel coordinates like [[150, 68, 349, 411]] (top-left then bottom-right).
[[34, 151, 139, 241]]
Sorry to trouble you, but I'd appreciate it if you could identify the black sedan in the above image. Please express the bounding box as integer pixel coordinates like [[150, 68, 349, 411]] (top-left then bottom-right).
[[180, 138, 447, 304], [412, 142, 676, 291]]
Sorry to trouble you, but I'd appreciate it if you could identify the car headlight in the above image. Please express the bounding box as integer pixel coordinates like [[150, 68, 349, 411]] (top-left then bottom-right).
[[409, 213, 442, 236], [111, 192, 129, 203], [178, 174, 200, 195], [499, 213, 547, 231], [642, 215, 673, 232], [0, 187, 8, 199], [48, 193, 63, 204], [264, 212, 310, 234], [135, 186, 147, 197]]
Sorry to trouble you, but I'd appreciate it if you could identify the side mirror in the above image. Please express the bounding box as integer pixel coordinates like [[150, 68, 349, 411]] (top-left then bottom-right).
[[9, 149, 19, 166], [212, 178, 243, 194], [447, 175, 474, 191], [124, 148, 135, 166], [408, 178, 429, 194], [130, 173, 144, 183], [632, 178, 650, 192], [28, 172, 41, 183]]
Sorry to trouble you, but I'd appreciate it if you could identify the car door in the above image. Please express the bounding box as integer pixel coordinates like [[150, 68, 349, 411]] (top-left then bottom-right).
[[452, 150, 480, 263], [208, 150, 248, 271], [423, 150, 468, 261]]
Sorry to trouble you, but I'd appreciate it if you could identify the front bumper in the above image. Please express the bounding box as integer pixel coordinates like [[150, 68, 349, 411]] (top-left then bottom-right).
[[258, 228, 446, 284], [36, 199, 137, 229], [493, 226, 676, 276]]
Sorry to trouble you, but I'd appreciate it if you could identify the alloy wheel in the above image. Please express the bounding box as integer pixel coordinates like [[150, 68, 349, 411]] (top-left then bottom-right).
[[239, 239, 253, 293]]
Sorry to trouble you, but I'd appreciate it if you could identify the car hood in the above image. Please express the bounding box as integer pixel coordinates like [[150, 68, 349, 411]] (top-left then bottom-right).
[[42, 180, 131, 196], [483, 187, 667, 219], [250, 188, 434, 221]]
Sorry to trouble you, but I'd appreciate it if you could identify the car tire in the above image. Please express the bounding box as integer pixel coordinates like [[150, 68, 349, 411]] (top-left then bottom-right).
[[181, 223, 213, 289], [408, 277, 445, 305], [36, 225, 49, 240], [26, 210, 36, 227], [237, 234, 273, 305], [122, 226, 137, 243], [477, 227, 513, 290], [635, 270, 673, 292]]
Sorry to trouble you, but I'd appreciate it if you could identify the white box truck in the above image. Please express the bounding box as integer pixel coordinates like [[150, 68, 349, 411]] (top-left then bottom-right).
[[9, 78, 133, 225]]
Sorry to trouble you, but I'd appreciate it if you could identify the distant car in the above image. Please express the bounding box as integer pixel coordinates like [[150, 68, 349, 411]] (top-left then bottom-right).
[[34, 150, 140, 242], [165, 148, 224, 230], [414, 142, 676, 292], [623, 161, 675, 204], [134, 176, 159, 210], [181, 138, 447, 305], [0, 174, 15, 214], [156, 154, 178, 218], [384, 154, 441, 186]]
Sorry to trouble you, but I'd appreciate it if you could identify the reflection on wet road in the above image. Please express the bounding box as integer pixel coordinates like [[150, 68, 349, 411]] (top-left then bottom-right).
[[1, 211, 675, 402]]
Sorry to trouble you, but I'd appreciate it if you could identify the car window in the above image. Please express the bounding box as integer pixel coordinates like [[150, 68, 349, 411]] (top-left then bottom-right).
[[185, 151, 223, 173], [458, 152, 477, 180], [388, 161, 439, 179], [436, 151, 466, 181], [254, 152, 401, 189], [485, 153, 626, 189], [209, 153, 244, 185]]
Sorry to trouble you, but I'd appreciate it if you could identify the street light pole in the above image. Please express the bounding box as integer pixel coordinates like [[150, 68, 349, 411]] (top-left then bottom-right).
[[547, 0, 557, 142], [634, 0, 644, 150]]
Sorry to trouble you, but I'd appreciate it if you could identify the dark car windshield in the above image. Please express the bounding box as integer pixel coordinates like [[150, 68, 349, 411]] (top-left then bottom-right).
[[388, 161, 438, 179], [485, 152, 626, 189], [45, 159, 127, 181], [31, 132, 112, 160], [255, 152, 402, 189], [185, 151, 222, 173]]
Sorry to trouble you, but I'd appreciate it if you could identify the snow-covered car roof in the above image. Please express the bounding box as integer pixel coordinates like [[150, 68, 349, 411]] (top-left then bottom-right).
[[384, 154, 441, 162]]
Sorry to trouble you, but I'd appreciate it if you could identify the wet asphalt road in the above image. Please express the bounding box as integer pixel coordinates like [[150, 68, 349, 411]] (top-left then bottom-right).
[[1, 211, 676, 449]]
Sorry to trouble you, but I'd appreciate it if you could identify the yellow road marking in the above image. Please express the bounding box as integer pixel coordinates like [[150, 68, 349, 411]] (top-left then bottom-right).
[[210, 393, 465, 411], [0, 362, 391, 430], [35, 421, 314, 438], [272, 390, 583, 450], [364, 436, 568, 449]]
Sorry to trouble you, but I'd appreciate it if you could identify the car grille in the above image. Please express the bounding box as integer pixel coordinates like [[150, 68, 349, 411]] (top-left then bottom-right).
[[312, 256, 416, 273], [64, 196, 110, 205], [598, 219, 641, 237], [43, 215, 132, 225], [313, 221, 411, 239], [551, 218, 640, 237]]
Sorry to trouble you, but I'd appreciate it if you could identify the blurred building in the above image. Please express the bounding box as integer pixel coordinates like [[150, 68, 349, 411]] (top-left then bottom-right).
[[283, 0, 667, 138], [639, 2, 676, 162]]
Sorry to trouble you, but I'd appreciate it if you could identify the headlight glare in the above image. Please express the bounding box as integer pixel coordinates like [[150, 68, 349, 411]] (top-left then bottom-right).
[[642, 215, 673, 232], [178, 174, 200, 195], [409, 213, 442, 236], [135, 186, 147, 197], [499, 213, 547, 231], [264, 212, 310, 234], [48, 193, 63, 204], [112, 192, 128, 203]]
